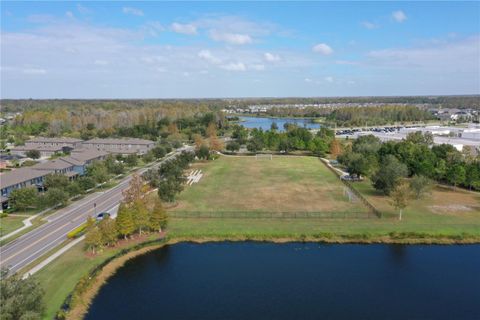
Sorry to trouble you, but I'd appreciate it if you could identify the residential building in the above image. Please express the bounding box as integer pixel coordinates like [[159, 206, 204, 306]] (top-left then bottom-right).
[[82, 138, 155, 155], [10, 145, 72, 158], [25, 137, 83, 149], [0, 149, 108, 209], [1, 168, 52, 208]]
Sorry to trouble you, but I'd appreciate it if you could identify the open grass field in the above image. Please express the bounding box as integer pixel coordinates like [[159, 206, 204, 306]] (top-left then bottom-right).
[[169, 155, 480, 238], [172, 155, 367, 215]]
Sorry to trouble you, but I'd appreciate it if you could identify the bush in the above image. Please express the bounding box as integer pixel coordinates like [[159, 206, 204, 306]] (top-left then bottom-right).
[[67, 223, 88, 239], [66, 182, 83, 198], [77, 176, 96, 191]]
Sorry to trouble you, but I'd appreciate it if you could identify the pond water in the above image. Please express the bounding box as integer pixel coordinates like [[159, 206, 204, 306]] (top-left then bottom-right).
[[86, 242, 480, 320], [238, 116, 321, 131]]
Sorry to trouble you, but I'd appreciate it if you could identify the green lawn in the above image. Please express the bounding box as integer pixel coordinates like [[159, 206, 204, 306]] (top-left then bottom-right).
[[173, 155, 367, 215], [0, 215, 25, 236]]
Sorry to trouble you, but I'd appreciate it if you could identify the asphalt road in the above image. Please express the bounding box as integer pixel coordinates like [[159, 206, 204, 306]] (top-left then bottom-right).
[[0, 147, 192, 274]]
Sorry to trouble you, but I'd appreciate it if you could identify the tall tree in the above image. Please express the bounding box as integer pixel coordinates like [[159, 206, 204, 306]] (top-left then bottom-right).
[[209, 135, 224, 151], [25, 149, 41, 159], [372, 155, 408, 195], [85, 226, 102, 254], [43, 188, 69, 207], [99, 217, 118, 246], [149, 197, 168, 232], [122, 174, 144, 204], [116, 203, 135, 240], [132, 199, 149, 235], [390, 181, 412, 220], [8, 188, 38, 211], [409, 175, 432, 199], [446, 164, 466, 189], [0, 269, 45, 320], [44, 173, 69, 189], [329, 138, 342, 157]]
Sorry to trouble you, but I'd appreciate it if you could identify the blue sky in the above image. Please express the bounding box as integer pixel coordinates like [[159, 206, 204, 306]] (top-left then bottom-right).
[[1, 1, 479, 98]]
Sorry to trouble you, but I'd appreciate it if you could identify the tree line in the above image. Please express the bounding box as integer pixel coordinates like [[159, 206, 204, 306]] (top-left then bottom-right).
[[338, 132, 480, 194], [327, 105, 435, 127], [143, 151, 195, 203], [84, 174, 168, 254], [225, 124, 341, 157]]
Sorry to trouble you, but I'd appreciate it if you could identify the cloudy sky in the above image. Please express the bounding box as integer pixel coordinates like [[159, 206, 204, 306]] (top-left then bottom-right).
[[1, 1, 479, 98]]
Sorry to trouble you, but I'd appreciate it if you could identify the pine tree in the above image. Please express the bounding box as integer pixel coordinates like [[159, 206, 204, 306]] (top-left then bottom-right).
[[85, 227, 102, 254], [390, 181, 412, 221], [132, 199, 149, 235], [122, 174, 144, 204], [329, 138, 342, 158], [99, 217, 118, 246], [149, 197, 168, 233], [115, 203, 135, 240]]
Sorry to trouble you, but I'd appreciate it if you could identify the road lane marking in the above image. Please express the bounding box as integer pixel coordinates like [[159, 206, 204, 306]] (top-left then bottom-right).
[[1, 221, 72, 264]]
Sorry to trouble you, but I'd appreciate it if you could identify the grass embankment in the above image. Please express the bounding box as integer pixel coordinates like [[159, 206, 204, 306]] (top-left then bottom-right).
[[36, 234, 162, 320]]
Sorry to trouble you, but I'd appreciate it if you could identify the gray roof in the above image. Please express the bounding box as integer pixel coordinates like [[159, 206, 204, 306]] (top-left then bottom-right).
[[0, 168, 51, 189], [68, 149, 108, 162], [27, 137, 83, 143], [32, 159, 73, 171], [11, 145, 64, 152], [83, 138, 155, 145]]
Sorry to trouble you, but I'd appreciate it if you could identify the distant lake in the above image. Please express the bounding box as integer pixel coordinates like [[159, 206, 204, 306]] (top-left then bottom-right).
[[238, 116, 321, 131], [86, 242, 480, 320]]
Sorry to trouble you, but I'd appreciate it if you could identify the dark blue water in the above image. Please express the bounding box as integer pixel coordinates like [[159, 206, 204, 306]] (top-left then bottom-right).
[[239, 116, 321, 131], [86, 243, 480, 320]]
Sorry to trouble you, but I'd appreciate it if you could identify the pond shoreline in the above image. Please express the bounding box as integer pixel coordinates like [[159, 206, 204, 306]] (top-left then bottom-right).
[[64, 234, 480, 319]]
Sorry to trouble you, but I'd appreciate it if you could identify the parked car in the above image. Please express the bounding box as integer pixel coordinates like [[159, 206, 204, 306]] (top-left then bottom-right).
[[96, 212, 110, 221]]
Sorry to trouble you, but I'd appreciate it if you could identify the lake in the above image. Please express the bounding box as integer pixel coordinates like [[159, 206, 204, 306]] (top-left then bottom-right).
[[238, 116, 321, 131], [86, 242, 480, 320]]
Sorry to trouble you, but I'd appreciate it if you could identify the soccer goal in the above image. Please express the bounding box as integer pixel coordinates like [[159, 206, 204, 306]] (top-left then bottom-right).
[[343, 187, 359, 203], [255, 153, 273, 160]]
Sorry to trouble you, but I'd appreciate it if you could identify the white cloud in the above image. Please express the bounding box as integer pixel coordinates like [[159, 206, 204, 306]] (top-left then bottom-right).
[[392, 10, 407, 23], [335, 60, 360, 65], [65, 11, 74, 19], [170, 23, 197, 35], [198, 50, 221, 64], [264, 52, 281, 62], [366, 36, 479, 73], [312, 43, 333, 55], [304, 78, 313, 83], [77, 4, 91, 14], [94, 60, 109, 66], [142, 21, 164, 37], [361, 21, 378, 29], [122, 7, 144, 16], [325, 76, 334, 83], [210, 30, 252, 45], [23, 68, 47, 75], [220, 62, 247, 71], [250, 64, 265, 71]]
